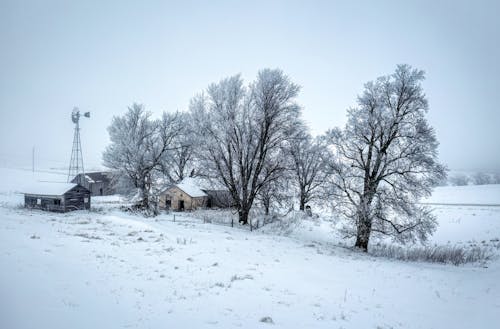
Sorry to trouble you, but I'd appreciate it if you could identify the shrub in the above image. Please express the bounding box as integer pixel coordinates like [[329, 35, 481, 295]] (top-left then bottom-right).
[[471, 172, 492, 185], [258, 210, 306, 235], [369, 243, 492, 265], [448, 174, 470, 186]]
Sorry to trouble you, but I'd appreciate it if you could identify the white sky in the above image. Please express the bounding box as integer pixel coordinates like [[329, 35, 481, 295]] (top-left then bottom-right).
[[0, 0, 499, 172]]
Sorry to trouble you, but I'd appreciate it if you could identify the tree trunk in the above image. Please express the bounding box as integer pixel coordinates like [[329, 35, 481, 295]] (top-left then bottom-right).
[[264, 198, 270, 216], [299, 191, 306, 211], [238, 208, 249, 225], [139, 175, 152, 211], [354, 217, 371, 252], [141, 185, 149, 209]]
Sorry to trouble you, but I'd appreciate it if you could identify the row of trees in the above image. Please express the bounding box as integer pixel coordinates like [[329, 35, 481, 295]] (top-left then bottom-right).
[[103, 65, 445, 251], [448, 172, 500, 186]]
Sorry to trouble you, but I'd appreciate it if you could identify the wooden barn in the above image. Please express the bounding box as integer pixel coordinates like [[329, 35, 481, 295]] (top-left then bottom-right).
[[24, 183, 91, 212], [159, 179, 208, 211], [71, 171, 114, 196]]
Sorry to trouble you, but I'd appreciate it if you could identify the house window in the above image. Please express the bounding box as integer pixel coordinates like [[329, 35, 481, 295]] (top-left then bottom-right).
[[53, 199, 61, 206], [37, 198, 41, 205], [84, 197, 89, 203]]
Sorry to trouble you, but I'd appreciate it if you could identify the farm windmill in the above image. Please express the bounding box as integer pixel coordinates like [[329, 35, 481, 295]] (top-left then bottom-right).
[[67, 107, 90, 184]]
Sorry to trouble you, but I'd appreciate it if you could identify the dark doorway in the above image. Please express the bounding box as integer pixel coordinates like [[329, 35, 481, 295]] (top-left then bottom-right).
[[178, 200, 185, 211], [99, 188, 103, 196]]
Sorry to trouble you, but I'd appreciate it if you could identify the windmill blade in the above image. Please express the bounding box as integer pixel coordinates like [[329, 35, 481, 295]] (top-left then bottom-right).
[[71, 107, 80, 124]]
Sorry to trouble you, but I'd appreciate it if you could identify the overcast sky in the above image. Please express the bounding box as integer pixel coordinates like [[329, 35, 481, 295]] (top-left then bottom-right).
[[0, 0, 499, 173]]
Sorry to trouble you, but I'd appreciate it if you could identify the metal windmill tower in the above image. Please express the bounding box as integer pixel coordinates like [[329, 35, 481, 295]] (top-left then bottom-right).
[[67, 107, 90, 183]]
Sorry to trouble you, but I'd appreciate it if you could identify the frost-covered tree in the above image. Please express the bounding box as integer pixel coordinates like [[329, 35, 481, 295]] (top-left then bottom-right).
[[325, 65, 446, 251], [191, 69, 302, 226], [160, 112, 198, 183], [103, 103, 182, 213], [471, 172, 492, 185], [256, 149, 294, 216], [286, 129, 327, 210], [449, 173, 470, 186]]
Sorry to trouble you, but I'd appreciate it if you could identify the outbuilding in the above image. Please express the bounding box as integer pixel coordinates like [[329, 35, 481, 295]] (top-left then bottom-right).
[[71, 171, 114, 196], [24, 182, 91, 212], [159, 179, 208, 211], [159, 178, 235, 211]]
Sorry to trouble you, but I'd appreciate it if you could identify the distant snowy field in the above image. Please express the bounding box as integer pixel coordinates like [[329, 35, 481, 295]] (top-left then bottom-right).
[[0, 167, 499, 329], [423, 184, 500, 205]]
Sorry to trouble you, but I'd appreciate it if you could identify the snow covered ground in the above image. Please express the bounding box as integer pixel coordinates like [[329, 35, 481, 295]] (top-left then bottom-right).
[[423, 184, 500, 206], [0, 167, 499, 328]]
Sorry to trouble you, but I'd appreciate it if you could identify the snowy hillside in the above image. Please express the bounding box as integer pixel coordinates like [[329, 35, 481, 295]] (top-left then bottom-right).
[[0, 167, 499, 329]]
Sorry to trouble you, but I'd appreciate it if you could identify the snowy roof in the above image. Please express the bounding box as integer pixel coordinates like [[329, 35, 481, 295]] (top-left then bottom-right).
[[71, 172, 112, 184], [173, 178, 207, 198], [23, 182, 79, 196], [85, 175, 95, 183]]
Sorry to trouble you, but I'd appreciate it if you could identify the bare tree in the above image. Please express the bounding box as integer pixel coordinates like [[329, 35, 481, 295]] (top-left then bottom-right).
[[286, 129, 327, 210], [191, 69, 302, 226], [449, 173, 470, 186], [325, 65, 446, 251], [493, 173, 500, 184], [471, 172, 492, 185], [103, 103, 182, 214]]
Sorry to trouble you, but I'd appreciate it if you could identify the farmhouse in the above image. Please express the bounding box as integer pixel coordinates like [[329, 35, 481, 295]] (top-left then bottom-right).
[[24, 183, 91, 212], [71, 171, 114, 196], [159, 179, 208, 211]]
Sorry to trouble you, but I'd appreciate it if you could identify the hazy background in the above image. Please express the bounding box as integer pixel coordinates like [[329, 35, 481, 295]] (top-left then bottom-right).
[[1, 0, 499, 173]]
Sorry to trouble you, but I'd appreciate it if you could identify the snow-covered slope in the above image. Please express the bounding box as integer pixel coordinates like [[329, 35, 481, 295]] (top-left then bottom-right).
[[0, 167, 499, 329]]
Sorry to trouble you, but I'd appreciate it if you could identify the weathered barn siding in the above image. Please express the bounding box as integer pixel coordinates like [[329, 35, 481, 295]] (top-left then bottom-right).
[[25, 195, 65, 212], [24, 185, 91, 212], [63, 186, 91, 211]]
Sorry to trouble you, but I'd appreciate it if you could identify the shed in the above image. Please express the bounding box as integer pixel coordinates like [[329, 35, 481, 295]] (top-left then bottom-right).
[[159, 179, 208, 211], [71, 172, 114, 196], [24, 183, 91, 212]]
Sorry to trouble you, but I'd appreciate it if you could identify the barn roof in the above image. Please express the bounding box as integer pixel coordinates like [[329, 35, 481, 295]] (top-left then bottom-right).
[[72, 171, 112, 184], [167, 178, 207, 198], [24, 182, 81, 196]]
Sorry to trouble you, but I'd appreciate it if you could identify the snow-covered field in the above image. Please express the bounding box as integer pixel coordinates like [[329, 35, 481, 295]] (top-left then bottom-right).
[[423, 183, 500, 206], [1, 167, 499, 328]]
